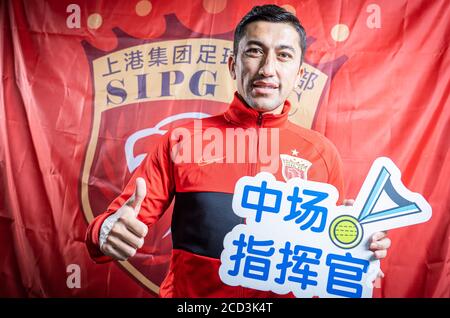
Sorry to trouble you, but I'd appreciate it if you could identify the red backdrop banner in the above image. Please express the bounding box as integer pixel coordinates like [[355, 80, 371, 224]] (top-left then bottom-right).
[[1, 0, 449, 297]]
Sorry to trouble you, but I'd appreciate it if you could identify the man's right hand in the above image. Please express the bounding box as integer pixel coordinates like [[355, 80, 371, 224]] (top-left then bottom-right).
[[100, 177, 148, 261]]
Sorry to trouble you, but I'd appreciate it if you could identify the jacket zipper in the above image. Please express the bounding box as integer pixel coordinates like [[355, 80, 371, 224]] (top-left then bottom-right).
[[252, 113, 263, 176], [241, 113, 263, 298], [253, 113, 263, 177]]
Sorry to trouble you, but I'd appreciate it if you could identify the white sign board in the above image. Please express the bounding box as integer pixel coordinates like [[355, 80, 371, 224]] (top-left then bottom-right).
[[219, 157, 432, 298]]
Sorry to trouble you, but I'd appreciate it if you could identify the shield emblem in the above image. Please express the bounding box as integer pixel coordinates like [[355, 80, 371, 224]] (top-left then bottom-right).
[[79, 14, 345, 295], [280, 154, 312, 181]]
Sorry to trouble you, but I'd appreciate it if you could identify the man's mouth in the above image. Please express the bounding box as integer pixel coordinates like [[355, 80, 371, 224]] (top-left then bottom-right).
[[252, 80, 279, 94]]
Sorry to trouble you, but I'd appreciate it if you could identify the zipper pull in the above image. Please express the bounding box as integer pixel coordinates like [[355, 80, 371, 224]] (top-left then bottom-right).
[[257, 113, 263, 127]]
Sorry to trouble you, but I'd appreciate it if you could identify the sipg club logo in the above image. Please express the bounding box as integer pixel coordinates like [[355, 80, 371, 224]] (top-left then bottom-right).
[[80, 14, 347, 295]]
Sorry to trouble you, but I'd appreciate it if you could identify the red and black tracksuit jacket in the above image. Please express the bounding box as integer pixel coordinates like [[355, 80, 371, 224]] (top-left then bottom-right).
[[85, 93, 345, 297]]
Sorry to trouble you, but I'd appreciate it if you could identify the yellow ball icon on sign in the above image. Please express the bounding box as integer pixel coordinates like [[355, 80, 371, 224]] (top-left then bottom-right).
[[329, 215, 363, 249]]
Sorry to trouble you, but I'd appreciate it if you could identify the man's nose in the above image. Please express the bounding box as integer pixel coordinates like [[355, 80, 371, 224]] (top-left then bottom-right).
[[259, 52, 276, 77]]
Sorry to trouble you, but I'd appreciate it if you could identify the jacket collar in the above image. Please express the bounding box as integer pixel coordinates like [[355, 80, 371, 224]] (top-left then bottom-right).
[[224, 92, 291, 128]]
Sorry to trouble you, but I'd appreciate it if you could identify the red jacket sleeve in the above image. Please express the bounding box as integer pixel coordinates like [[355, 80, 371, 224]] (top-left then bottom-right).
[[85, 133, 175, 263]]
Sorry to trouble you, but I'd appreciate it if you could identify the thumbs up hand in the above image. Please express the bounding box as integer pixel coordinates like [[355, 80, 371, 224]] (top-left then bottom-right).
[[126, 177, 147, 215], [100, 178, 149, 261]]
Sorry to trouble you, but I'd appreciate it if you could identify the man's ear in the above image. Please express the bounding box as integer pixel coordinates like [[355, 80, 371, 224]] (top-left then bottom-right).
[[228, 55, 236, 80]]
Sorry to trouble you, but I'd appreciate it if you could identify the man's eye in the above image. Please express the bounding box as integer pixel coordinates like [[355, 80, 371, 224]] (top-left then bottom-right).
[[245, 48, 263, 56], [278, 52, 293, 60]]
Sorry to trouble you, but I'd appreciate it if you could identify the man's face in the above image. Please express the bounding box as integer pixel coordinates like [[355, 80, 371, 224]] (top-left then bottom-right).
[[229, 21, 303, 113]]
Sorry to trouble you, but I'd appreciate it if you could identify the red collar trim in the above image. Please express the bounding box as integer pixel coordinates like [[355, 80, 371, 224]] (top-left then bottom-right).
[[224, 92, 291, 128]]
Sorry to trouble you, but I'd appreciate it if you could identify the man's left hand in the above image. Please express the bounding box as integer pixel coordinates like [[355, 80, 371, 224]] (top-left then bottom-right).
[[369, 231, 391, 260]]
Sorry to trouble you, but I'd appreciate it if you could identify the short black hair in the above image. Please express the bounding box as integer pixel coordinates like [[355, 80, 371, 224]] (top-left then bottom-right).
[[233, 4, 307, 64]]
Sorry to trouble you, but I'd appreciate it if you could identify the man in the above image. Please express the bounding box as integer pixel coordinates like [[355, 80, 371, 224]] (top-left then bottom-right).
[[85, 4, 390, 297]]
